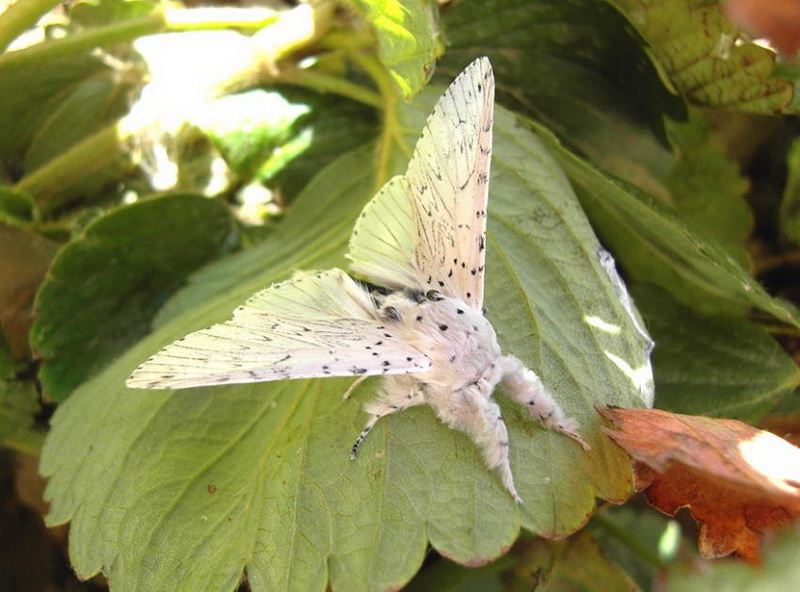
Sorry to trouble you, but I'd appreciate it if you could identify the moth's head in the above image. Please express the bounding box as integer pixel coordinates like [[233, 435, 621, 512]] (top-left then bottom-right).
[[402, 287, 444, 304]]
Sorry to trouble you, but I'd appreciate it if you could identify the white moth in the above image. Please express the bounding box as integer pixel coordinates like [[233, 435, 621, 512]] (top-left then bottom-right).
[[127, 58, 588, 502]]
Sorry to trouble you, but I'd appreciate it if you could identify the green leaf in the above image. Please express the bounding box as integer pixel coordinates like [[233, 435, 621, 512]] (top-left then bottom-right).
[[196, 90, 311, 181], [591, 507, 677, 590], [530, 120, 800, 326], [0, 186, 35, 227], [442, 0, 684, 164], [0, 54, 109, 170], [612, 0, 794, 113], [404, 554, 513, 592], [664, 112, 751, 263], [504, 532, 641, 592], [41, 90, 650, 590], [633, 284, 800, 421], [407, 531, 641, 592], [30, 194, 239, 402], [664, 528, 800, 591], [69, 0, 157, 29], [24, 66, 135, 172], [1, 380, 44, 453], [264, 91, 379, 201], [781, 137, 800, 244], [351, 0, 442, 98]]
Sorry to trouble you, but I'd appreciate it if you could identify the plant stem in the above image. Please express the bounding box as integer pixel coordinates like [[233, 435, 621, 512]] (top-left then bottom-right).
[[275, 67, 382, 108], [0, 0, 62, 52], [350, 52, 403, 192], [0, 12, 166, 72], [15, 125, 129, 214], [0, 2, 333, 73]]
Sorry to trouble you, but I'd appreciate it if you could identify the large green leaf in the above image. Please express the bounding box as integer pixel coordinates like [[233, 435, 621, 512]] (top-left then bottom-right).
[[41, 87, 651, 590], [350, 0, 442, 98], [634, 284, 800, 421], [0, 54, 110, 169], [611, 0, 794, 113], [30, 194, 239, 402], [442, 0, 684, 165], [530, 121, 800, 326]]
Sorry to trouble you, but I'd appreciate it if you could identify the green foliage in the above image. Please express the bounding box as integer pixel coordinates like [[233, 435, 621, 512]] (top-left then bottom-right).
[[634, 285, 800, 421], [30, 194, 240, 401], [350, 0, 442, 98], [664, 113, 752, 261], [782, 137, 800, 244], [611, 0, 795, 112], [0, 380, 43, 452], [0, 0, 798, 590], [664, 528, 800, 591]]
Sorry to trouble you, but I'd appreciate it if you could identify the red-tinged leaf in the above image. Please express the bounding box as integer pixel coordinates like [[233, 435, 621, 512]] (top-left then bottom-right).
[[599, 407, 800, 563]]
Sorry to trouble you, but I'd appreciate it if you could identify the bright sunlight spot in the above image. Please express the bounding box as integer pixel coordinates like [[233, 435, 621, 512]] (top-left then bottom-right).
[[658, 520, 681, 561], [584, 315, 621, 334], [739, 432, 800, 495], [604, 351, 654, 403]]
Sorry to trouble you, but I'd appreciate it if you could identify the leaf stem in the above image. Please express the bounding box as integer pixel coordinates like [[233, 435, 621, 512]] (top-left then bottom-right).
[[349, 52, 402, 191], [0, 0, 62, 52], [14, 125, 129, 214], [0, 13, 167, 72], [0, 2, 335, 73], [275, 67, 382, 108]]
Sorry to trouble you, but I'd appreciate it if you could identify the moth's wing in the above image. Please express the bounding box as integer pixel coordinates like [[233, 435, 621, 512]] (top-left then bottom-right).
[[127, 268, 431, 389], [347, 175, 419, 290], [405, 56, 494, 309]]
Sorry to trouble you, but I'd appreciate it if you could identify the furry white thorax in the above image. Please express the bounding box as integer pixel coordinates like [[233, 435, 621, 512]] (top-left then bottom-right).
[[378, 290, 500, 391]]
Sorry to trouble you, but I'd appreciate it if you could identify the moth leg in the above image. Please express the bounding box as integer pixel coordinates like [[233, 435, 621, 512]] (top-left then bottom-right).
[[428, 385, 522, 503], [497, 355, 589, 451], [349, 378, 424, 460], [342, 374, 369, 399]]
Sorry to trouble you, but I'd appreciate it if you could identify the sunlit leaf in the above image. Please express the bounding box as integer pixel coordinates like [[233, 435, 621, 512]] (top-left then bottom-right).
[[351, 0, 442, 98]]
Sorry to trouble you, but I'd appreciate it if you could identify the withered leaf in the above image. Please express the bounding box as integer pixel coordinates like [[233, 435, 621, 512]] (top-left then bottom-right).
[[600, 407, 800, 562]]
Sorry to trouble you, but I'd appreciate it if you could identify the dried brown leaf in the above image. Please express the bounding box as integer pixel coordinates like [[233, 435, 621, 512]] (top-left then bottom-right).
[[600, 407, 800, 562]]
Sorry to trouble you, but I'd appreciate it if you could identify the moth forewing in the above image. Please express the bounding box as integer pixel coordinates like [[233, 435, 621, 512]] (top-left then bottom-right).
[[126, 269, 431, 390]]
